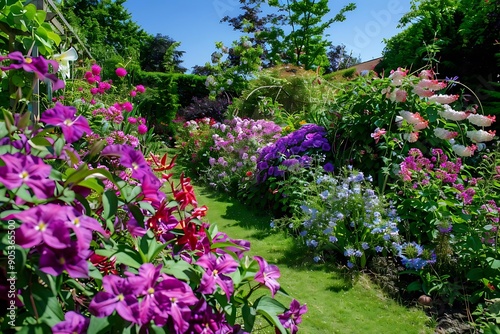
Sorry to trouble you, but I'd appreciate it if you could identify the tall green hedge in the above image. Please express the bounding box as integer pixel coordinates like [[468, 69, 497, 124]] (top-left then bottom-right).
[[134, 71, 208, 137]]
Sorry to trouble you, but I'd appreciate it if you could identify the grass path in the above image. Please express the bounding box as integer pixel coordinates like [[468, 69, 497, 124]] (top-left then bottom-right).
[[192, 183, 433, 334]]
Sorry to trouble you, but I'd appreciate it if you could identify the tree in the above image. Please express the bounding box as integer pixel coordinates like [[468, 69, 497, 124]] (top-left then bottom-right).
[[324, 44, 361, 73], [58, 0, 149, 66], [222, 0, 356, 70], [140, 34, 186, 73]]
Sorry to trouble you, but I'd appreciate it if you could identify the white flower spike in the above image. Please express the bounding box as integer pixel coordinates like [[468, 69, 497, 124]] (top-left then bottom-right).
[[53, 47, 78, 79]]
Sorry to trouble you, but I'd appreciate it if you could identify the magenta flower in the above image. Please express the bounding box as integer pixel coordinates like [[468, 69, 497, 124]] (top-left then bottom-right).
[[7, 204, 71, 249], [122, 101, 134, 112], [197, 253, 238, 300], [0, 153, 55, 199], [64, 208, 106, 251], [136, 84, 145, 93], [0, 51, 64, 91], [116, 67, 127, 77], [153, 275, 198, 332], [254, 256, 280, 297], [138, 124, 148, 135], [41, 103, 92, 143], [130, 90, 137, 97], [278, 299, 308, 334], [88, 274, 144, 323], [52, 311, 89, 334], [91, 64, 102, 75], [128, 117, 137, 124], [39, 242, 91, 278]]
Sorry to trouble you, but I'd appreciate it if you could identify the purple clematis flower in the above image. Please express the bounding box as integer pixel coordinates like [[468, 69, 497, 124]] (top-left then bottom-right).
[[52, 311, 89, 334], [154, 275, 199, 332], [254, 256, 281, 297], [197, 253, 238, 301], [7, 204, 71, 249], [63, 208, 106, 251], [41, 102, 92, 143], [188, 299, 227, 334], [0, 153, 55, 199], [0, 51, 64, 91], [135, 263, 164, 325], [88, 274, 144, 324], [278, 299, 308, 334], [39, 242, 91, 278]]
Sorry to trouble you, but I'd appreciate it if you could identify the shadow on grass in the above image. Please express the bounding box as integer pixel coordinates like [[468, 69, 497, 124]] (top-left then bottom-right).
[[195, 183, 355, 291]]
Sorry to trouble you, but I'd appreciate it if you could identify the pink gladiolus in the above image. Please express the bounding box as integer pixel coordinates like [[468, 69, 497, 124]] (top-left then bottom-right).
[[467, 114, 496, 127], [419, 69, 434, 79], [399, 111, 428, 129], [434, 128, 458, 140], [452, 144, 477, 157], [416, 79, 447, 91], [439, 104, 469, 121], [388, 67, 407, 86], [371, 128, 386, 144], [466, 130, 496, 143], [115, 67, 127, 77], [428, 94, 459, 104]]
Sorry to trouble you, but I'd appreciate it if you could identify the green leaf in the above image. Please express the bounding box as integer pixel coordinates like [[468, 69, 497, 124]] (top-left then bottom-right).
[[242, 303, 256, 332], [487, 257, 500, 269], [467, 268, 484, 281], [35, 9, 46, 23], [407, 280, 423, 292], [87, 316, 110, 334], [102, 190, 118, 220], [25, 281, 64, 327], [128, 203, 144, 228], [255, 296, 287, 334]]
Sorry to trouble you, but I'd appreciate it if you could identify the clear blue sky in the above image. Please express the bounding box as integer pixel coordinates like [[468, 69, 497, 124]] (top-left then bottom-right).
[[123, 0, 411, 73]]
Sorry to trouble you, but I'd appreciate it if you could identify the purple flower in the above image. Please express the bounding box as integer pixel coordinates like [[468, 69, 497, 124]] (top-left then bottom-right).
[[41, 103, 92, 143], [254, 256, 280, 297], [197, 253, 238, 300], [0, 51, 64, 90], [52, 311, 89, 334], [188, 299, 226, 334], [7, 204, 71, 249], [39, 242, 91, 278], [0, 153, 55, 199], [154, 275, 198, 332], [278, 299, 307, 334], [88, 274, 144, 323], [323, 162, 334, 173]]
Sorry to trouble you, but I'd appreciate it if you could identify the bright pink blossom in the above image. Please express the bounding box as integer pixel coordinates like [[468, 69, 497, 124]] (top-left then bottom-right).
[[115, 67, 127, 77], [467, 114, 496, 127], [91, 64, 101, 75], [371, 128, 386, 144], [254, 256, 281, 297], [138, 124, 148, 134], [41, 102, 92, 143]]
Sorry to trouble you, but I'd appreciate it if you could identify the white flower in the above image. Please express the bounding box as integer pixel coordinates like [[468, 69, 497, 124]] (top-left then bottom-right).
[[402, 132, 419, 143], [466, 130, 496, 143], [434, 128, 458, 140], [428, 94, 459, 104], [467, 114, 496, 127], [439, 104, 468, 121], [452, 144, 476, 157], [53, 47, 78, 79]]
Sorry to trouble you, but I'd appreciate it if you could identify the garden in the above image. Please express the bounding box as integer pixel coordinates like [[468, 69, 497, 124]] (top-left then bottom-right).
[[0, 0, 499, 333]]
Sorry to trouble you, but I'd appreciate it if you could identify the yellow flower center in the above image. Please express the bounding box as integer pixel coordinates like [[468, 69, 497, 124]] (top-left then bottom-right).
[[118, 294, 124, 301], [19, 170, 29, 180], [25, 57, 33, 64], [64, 119, 73, 126], [213, 269, 219, 276], [170, 297, 177, 303], [72, 218, 80, 227], [36, 222, 47, 231], [147, 287, 154, 295], [59, 257, 65, 265], [132, 162, 139, 170]]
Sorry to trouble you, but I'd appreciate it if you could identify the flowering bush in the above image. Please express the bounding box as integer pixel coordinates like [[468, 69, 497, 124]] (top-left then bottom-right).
[[0, 48, 306, 333]]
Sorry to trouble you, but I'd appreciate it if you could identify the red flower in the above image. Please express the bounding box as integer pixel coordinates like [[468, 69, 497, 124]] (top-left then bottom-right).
[[174, 173, 198, 210], [246, 171, 253, 177]]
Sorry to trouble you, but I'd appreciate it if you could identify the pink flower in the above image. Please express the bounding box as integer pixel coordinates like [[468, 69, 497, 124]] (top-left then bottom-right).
[[90, 87, 99, 95], [403, 132, 419, 143], [452, 144, 477, 157], [467, 114, 496, 127], [370, 127, 386, 144], [130, 90, 137, 97], [419, 69, 434, 79], [138, 124, 148, 134], [91, 64, 101, 75], [399, 111, 428, 129], [254, 256, 280, 297], [135, 85, 145, 93], [388, 67, 407, 86], [434, 128, 458, 140], [466, 130, 496, 143], [428, 94, 459, 104], [115, 67, 127, 77], [128, 117, 137, 124], [122, 101, 133, 112]]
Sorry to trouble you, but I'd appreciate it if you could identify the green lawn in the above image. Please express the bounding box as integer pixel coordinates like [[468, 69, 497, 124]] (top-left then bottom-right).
[[192, 184, 433, 334]]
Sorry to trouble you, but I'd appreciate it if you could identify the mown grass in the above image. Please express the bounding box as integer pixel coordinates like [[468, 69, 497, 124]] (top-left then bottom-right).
[[192, 184, 433, 334]]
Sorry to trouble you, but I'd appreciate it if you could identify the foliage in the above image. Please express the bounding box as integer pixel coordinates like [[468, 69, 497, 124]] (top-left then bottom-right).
[[178, 96, 230, 123], [324, 44, 361, 74], [0, 37, 306, 334], [140, 33, 186, 73]]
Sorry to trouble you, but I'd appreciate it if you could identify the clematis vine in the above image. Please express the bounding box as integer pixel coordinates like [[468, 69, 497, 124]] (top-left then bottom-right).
[[41, 102, 92, 143], [278, 299, 308, 334], [197, 252, 239, 300], [254, 256, 281, 297]]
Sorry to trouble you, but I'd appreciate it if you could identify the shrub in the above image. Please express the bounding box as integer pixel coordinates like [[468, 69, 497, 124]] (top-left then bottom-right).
[[178, 96, 230, 122]]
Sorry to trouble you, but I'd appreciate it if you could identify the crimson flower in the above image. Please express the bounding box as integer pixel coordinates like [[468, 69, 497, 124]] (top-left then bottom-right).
[[41, 103, 92, 143], [197, 253, 238, 300], [254, 256, 281, 297], [0, 51, 64, 90], [278, 299, 308, 334], [174, 173, 198, 210], [0, 153, 55, 199]]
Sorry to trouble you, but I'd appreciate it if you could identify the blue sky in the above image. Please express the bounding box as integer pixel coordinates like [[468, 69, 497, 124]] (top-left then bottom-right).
[[123, 0, 411, 73]]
